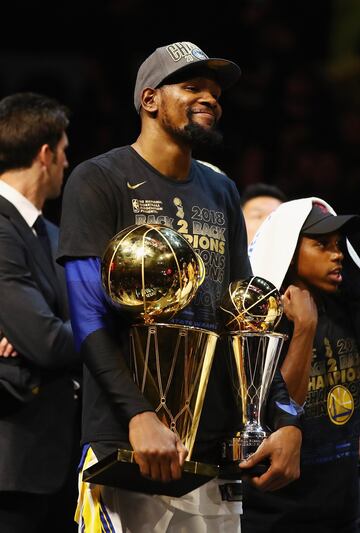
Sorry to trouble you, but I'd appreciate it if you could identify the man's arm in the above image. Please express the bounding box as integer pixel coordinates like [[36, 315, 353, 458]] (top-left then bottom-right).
[[65, 257, 188, 482]]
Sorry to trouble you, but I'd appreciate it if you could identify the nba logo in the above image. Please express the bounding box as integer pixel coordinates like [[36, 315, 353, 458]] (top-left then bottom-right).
[[132, 199, 140, 213]]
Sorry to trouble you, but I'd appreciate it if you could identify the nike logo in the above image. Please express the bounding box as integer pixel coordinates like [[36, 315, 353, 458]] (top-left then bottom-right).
[[127, 180, 147, 189]]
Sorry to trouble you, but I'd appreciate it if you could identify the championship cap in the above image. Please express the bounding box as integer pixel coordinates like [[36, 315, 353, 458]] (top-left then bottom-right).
[[301, 203, 360, 236], [134, 41, 241, 113]]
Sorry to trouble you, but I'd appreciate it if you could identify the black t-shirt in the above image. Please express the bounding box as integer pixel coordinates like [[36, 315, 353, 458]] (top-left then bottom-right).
[[58, 146, 250, 323], [242, 294, 360, 532], [57, 145, 296, 463]]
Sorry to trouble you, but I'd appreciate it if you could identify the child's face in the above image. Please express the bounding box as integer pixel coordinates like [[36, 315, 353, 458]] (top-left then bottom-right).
[[294, 231, 344, 293]]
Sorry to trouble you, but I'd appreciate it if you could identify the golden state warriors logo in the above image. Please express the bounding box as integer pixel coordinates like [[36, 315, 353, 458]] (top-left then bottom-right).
[[327, 385, 354, 425]]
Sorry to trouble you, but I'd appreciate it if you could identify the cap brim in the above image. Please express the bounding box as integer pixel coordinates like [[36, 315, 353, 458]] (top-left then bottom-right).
[[302, 214, 360, 236], [161, 58, 241, 90]]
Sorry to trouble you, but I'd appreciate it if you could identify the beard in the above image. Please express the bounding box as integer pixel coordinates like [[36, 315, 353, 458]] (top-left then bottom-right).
[[181, 121, 223, 150], [163, 109, 223, 151]]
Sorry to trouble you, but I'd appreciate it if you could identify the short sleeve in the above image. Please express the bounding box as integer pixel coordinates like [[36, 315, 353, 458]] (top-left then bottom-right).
[[57, 160, 118, 263]]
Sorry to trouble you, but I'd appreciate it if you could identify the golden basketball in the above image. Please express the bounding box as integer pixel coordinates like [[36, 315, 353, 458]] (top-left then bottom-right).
[[220, 276, 283, 332], [101, 224, 204, 323]]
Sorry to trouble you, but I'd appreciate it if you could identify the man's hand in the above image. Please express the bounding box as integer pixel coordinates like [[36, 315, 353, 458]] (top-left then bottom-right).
[[129, 411, 188, 482], [0, 334, 18, 357], [240, 425, 302, 491]]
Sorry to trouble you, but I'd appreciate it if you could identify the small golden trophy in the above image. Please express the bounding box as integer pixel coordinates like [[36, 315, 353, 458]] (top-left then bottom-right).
[[219, 276, 287, 478]]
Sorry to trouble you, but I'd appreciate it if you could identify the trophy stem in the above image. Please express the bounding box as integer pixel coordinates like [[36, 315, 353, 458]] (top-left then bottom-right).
[[246, 402, 260, 425], [220, 331, 286, 478], [241, 422, 267, 460]]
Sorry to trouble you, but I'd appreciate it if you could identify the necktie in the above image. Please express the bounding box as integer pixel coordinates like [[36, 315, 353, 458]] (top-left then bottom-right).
[[33, 215, 53, 265]]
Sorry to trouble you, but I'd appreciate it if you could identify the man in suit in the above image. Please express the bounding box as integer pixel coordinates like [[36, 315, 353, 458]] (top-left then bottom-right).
[[0, 92, 80, 532]]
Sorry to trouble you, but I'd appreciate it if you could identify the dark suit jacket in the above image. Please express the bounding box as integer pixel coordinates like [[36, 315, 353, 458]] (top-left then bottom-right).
[[0, 195, 80, 494]]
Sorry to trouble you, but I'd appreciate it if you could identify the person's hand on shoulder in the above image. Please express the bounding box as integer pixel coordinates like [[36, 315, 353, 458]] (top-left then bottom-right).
[[240, 425, 302, 491], [129, 411, 188, 482]]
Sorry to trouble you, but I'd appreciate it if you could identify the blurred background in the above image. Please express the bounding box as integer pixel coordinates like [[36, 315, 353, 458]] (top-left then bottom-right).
[[2, 0, 360, 222]]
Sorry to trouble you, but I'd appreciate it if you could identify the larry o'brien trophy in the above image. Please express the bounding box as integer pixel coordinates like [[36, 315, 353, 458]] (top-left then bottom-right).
[[219, 276, 287, 478], [82, 223, 219, 496]]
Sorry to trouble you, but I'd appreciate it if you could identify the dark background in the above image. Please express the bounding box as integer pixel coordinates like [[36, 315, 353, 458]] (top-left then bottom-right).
[[2, 0, 360, 222]]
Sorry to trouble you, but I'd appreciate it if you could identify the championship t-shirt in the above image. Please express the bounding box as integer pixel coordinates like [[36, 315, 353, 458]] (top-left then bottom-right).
[[242, 294, 360, 531], [57, 145, 295, 461]]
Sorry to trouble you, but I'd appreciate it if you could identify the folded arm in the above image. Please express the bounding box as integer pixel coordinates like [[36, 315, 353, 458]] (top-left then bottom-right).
[[0, 224, 77, 368]]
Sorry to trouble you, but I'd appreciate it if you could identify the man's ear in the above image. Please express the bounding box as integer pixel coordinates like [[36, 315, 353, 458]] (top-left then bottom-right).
[[141, 88, 158, 113], [38, 144, 53, 167]]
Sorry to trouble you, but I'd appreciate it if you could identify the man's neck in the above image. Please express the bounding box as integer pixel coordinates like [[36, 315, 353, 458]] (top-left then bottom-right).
[[132, 131, 192, 181], [0, 167, 44, 210]]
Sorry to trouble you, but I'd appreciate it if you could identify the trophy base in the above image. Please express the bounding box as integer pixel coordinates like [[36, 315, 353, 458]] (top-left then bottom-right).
[[220, 437, 269, 479], [83, 448, 219, 497], [219, 462, 269, 479]]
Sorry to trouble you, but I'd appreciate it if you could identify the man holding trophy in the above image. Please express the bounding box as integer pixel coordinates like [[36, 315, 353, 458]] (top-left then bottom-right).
[[57, 41, 302, 532]]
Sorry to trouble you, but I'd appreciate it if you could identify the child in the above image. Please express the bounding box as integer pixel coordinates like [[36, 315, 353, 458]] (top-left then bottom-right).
[[243, 197, 360, 533]]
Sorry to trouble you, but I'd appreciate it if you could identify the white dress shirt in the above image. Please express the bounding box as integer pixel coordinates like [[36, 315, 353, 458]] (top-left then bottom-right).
[[0, 180, 41, 232]]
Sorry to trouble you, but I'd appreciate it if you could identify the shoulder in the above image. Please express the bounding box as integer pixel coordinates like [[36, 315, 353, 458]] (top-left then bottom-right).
[[196, 159, 225, 175], [194, 160, 237, 189], [89, 145, 133, 172], [68, 146, 132, 183], [64, 146, 133, 198], [0, 200, 28, 237], [0, 212, 20, 236]]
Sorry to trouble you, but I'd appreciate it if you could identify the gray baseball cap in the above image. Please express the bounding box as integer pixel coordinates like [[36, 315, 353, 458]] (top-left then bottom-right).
[[134, 41, 241, 113]]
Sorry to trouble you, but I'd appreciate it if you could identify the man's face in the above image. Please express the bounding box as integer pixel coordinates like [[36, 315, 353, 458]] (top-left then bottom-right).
[[47, 132, 69, 199], [242, 195, 283, 244], [294, 231, 344, 293], [156, 77, 223, 149]]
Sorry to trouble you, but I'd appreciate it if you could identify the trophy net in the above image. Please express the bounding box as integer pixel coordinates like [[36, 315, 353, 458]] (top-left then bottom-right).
[[130, 323, 218, 459]]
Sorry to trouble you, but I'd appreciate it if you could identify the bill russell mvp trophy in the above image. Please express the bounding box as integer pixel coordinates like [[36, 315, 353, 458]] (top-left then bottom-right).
[[219, 276, 287, 478], [82, 223, 220, 496]]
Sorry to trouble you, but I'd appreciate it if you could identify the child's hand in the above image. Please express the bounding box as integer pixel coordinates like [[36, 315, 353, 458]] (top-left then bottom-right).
[[282, 285, 317, 331]]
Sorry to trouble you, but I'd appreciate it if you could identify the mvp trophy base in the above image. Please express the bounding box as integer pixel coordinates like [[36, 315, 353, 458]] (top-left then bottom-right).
[[219, 462, 268, 479], [83, 448, 219, 497], [219, 437, 269, 479]]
